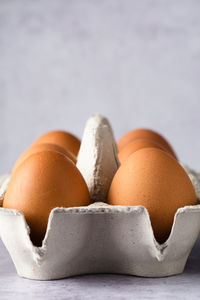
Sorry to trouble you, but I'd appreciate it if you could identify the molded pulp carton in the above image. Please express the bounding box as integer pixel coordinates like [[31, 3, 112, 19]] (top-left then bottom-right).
[[0, 115, 200, 280]]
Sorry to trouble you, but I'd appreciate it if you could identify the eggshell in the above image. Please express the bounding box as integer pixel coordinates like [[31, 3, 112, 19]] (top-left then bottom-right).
[[12, 143, 76, 174], [118, 139, 166, 164], [33, 130, 81, 156], [117, 128, 177, 159], [108, 147, 197, 243], [3, 151, 90, 246]]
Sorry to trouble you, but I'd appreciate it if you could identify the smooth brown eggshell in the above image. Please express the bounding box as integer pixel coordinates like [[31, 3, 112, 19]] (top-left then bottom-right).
[[3, 151, 90, 246], [118, 139, 166, 164], [12, 143, 77, 174], [117, 128, 177, 159], [108, 148, 197, 244], [33, 130, 81, 156]]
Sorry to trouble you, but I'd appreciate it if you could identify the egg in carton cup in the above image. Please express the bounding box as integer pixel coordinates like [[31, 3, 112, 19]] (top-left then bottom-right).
[[0, 114, 200, 280]]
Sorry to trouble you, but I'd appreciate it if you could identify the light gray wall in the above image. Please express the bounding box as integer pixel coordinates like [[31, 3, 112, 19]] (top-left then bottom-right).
[[0, 0, 200, 173]]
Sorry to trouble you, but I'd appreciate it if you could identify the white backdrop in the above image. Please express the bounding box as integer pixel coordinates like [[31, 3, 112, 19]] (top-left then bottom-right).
[[0, 0, 200, 173]]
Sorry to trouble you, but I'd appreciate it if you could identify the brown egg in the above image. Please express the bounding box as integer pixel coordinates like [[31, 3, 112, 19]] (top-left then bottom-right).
[[12, 143, 77, 174], [118, 139, 166, 164], [33, 130, 81, 156], [117, 128, 177, 159], [3, 151, 90, 246], [108, 148, 196, 243]]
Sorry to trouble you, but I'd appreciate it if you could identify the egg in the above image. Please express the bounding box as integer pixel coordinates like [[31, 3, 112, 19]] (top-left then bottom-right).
[[118, 139, 166, 164], [12, 143, 77, 174], [3, 151, 90, 246], [33, 130, 81, 156], [117, 128, 177, 159], [108, 148, 197, 243]]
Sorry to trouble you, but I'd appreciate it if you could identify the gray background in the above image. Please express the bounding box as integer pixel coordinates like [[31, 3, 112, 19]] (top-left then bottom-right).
[[0, 0, 200, 299], [0, 0, 200, 173]]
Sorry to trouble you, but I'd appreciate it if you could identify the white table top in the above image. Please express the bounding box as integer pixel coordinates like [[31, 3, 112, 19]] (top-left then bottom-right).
[[0, 237, 200, 300]]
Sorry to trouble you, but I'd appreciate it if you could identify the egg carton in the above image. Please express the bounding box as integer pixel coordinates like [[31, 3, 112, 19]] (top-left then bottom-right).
[[0, 114, 200, 280]]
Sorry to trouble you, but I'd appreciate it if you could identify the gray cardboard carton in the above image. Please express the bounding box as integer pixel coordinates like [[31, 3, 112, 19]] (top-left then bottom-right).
[[0, 114, 200, 280]]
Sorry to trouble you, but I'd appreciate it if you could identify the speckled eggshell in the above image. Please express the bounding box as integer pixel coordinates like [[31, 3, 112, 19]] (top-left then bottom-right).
[[33, 130, 81, 156], [117, 128, 177, 159], [108, 147, 197, 243], [118, 139, 166, 164], [12, 143, 77, 174], [3, 151, 90, 246]]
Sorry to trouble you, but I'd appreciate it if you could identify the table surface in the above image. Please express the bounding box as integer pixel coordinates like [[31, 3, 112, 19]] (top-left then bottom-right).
[[0, 237, 200, 300]]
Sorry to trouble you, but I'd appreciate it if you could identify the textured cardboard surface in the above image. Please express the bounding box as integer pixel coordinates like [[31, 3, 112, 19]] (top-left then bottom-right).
[[77, 114, 119, 202]]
